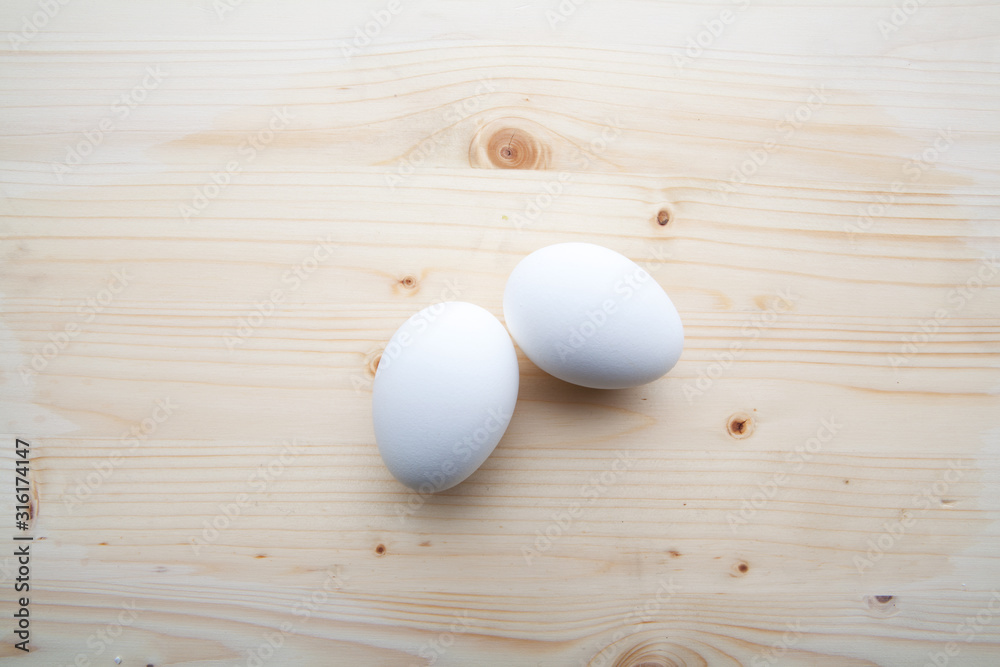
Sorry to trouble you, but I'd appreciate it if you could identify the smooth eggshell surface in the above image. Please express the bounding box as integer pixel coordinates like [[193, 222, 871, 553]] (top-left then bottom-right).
[[503, 243, 683, 389], [372, 301, 519, 492]]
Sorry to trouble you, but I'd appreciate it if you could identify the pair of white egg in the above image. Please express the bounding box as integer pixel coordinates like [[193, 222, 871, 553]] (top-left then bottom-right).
[[372, 242, 684, 493]]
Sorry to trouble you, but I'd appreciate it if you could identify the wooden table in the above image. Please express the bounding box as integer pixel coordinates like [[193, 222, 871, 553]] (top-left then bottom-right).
[[2, 1, 999, 665]]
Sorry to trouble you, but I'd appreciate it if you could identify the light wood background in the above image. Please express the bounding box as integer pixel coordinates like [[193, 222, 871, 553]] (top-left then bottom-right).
[[2, 1, 999, 665]]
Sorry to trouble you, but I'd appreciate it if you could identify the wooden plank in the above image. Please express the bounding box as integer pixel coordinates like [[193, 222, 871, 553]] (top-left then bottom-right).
[[1, 0, 999, 664]]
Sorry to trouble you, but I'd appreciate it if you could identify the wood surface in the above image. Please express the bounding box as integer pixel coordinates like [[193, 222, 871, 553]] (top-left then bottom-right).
[[1, 0, 999, 665]]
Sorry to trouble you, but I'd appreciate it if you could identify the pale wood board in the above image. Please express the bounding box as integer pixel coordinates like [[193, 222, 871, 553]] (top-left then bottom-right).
[[1, 0, 999, 665]]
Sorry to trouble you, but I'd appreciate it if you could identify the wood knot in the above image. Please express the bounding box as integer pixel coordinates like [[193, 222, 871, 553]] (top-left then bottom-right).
[[864, 594, 898, 617], [589, 637, 702, 667], [394, 274, 420, 295], [486, 128, 544, 169], [656, 208, 672, 226], [727, 413, 754, 439], [469, 119, 550, 170], [365, 349, 383, 378]]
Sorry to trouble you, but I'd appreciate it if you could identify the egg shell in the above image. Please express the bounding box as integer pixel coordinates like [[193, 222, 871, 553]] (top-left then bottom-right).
[[372, 301, 519, 492], [503, 242, 684, 389]]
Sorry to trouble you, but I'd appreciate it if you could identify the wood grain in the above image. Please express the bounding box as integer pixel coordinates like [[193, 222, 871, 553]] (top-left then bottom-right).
[[1, 0, 999, 665]]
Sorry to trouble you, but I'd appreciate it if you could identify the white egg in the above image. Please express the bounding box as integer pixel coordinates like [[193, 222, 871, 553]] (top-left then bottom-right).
[[503, 242, 683, 389], [372, 301, 519, 492]]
